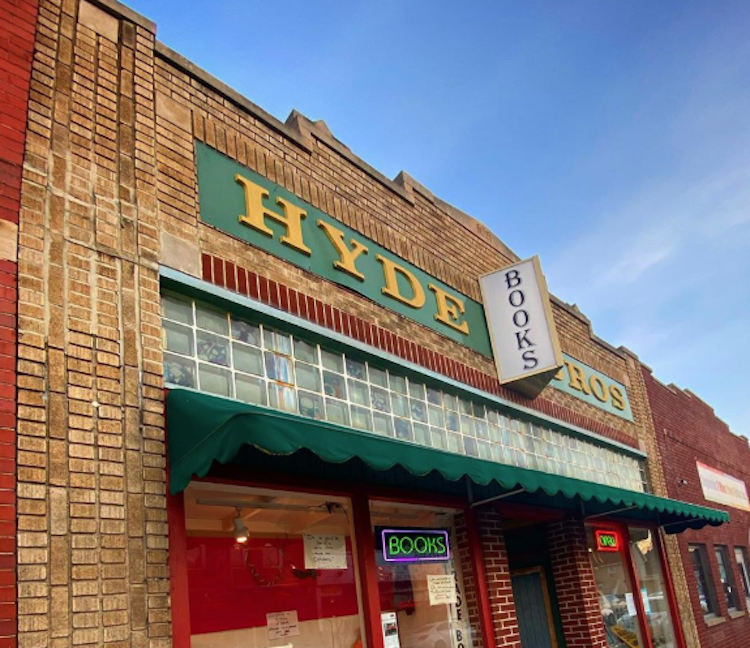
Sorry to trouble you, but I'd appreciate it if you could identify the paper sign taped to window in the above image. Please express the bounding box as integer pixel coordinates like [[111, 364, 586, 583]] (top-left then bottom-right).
[[427, 574, 458, 606], [381, 612, 400, 648], [303, 534, 347, 570], [267, 610, 299, 640]]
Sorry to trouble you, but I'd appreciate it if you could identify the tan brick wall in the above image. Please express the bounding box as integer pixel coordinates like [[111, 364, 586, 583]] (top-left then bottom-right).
[[17, 1, 168, 646]]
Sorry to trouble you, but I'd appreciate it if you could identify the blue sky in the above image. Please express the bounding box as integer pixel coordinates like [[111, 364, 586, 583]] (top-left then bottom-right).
[[129, 1, 750, 435]]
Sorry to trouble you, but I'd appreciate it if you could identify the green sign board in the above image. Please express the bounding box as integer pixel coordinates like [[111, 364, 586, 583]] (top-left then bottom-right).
[[196, 142, 492, 356], [551, 353, 633, 421]]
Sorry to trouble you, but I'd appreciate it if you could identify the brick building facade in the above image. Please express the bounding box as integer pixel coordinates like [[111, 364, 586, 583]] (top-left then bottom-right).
[[0, 1, 734, 647], [643, 368, 750, 648]]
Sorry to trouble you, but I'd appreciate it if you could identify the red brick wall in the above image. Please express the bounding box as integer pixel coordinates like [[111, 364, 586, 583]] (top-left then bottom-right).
[[476, 511, 521, 647], [547, 518, 608, 648], [0, 1, 39, 646], [643, 366, 750, 648]]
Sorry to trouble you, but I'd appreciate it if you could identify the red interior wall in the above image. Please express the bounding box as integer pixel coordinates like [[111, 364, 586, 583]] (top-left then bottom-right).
[[187, 536, 359, 635]]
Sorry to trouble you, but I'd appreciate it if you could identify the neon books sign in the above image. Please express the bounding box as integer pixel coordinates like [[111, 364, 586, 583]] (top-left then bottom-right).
[[379, 528, 450, 563]]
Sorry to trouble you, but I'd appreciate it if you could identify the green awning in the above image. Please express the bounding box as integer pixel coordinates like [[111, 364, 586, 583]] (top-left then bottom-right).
[[167, 388, 729, 534]]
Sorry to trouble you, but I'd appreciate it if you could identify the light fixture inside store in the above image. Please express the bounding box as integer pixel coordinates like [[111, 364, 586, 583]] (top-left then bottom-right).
[[233, 508, 249, 544]]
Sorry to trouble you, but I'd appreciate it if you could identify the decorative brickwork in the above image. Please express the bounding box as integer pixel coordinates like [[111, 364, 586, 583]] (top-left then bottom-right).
[[15, 1, 168, 646], [643, 366, 750, 648], [0, 0, 40, 646], [547, 518, 608, 648]]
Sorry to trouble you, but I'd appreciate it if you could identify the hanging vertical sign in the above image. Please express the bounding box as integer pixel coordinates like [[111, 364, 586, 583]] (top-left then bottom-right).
[[480, 256, 563, 397]]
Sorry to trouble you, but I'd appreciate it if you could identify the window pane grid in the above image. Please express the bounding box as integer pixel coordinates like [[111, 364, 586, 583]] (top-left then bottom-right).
[[161, 293, 645, 492]]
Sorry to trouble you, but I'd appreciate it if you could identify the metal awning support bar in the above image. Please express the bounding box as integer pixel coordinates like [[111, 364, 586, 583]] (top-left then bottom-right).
[[584, 505, 639, 520], [471, 488, 526, 508], [661, 518, 695, 530]]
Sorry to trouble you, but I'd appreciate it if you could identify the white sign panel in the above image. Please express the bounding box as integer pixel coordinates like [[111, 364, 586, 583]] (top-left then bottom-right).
[[697, 461, 750, 511], [427, 574, 458, 606], [266, 610, 300, 640], [480, 256, 562, 388], [303, 534, 347, 570]]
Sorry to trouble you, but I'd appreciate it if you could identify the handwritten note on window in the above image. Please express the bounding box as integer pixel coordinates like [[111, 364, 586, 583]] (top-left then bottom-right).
[[266, 610, 300, 640], [427, 574, 458, 606], [303, 534, 347, 570]]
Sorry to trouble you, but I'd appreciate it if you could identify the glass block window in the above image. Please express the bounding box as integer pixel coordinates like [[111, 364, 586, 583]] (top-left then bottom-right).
[[161, 293, 645, 492]]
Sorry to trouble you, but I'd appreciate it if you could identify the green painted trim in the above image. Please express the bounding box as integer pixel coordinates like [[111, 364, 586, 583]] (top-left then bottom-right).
[[195, 141, 492, 356], [159, 266, 647, 459], [551, 353, 634, 421]]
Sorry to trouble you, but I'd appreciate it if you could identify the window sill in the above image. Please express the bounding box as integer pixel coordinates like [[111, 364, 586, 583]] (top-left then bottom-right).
[[728, 610, 746, 620], [704, 615, 726, 627]]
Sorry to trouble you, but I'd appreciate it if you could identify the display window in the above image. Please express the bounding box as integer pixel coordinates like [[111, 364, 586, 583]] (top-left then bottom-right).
[[588, 525, 679, 648], [588, 526, 646, 648], [183, 482, 366, 648], [629, 528, 678, 648], [370, 501, 477, 648]]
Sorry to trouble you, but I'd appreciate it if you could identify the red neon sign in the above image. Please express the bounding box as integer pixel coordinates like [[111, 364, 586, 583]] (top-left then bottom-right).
[[595, 529, 620, 552]]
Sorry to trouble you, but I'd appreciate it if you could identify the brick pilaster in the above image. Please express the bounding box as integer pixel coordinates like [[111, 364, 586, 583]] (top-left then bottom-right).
[[0, 0, 40, 646], [547, 518, 608, 648], [454, 513, 482, 646], [476, 511, 520, 648]]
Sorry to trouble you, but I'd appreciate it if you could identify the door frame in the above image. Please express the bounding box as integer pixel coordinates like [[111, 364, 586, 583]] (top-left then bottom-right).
[[510, 565, 559, 648]]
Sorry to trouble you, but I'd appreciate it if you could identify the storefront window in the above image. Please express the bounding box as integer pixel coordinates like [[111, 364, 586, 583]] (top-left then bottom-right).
[[370, 501, 477, 648], [184, 482, 366, 647], [734, 547, 750, 611], [629, 527, 677, 648], [587, 527, 646, 648], [689, 544, 719, 617], [714, 545, 740, 612]]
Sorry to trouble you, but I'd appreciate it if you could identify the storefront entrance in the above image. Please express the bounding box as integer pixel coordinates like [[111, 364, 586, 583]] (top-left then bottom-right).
[[511, 568, 557, 648], [505, 521, 563, 648]]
